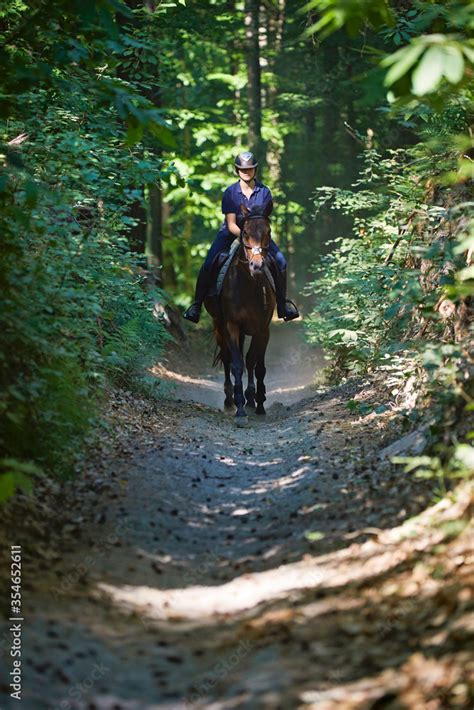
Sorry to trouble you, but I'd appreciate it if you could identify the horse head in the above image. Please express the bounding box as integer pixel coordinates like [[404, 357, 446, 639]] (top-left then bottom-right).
[[240, 201, 272, 275]]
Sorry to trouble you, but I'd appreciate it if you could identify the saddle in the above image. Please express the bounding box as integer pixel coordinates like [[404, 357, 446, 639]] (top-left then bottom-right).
[[208, 240, 276, 299]]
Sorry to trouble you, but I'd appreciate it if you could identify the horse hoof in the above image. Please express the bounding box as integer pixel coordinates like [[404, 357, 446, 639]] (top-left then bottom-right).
[[245, 389, 256, 408], [235, 415, 249, 428], [256, 406, 266, 416]]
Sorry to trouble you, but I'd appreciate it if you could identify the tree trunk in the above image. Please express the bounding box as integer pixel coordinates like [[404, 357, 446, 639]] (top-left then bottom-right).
[[265, 0, 285, 188], [117, 0, 147, 259], [245, 0, 263, 161], [127, 196, 147, 259], [148, 184, 163, 285]]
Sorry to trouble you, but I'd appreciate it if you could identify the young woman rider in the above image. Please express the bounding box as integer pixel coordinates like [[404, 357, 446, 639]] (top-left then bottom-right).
[[183, 151, 299, 323]]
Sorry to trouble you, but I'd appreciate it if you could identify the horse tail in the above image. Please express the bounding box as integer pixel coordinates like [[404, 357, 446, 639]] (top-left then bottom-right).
[[212, 344, 223, 367], [212, 322, 225, 367]]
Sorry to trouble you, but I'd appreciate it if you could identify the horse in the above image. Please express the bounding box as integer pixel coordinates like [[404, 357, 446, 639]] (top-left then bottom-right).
[[204, 202, 277, 426]]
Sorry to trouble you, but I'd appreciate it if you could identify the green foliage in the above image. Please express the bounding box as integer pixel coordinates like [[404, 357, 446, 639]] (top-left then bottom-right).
[[0, 0, 177, 502], [0, 104, 170, 483], [1, 0, 471, 505], [302, 0, 394, 39], [392, 441, 474, 499], [123, 1, 387, 299], [305, 143, 472, 373], [303, 0, 473, 490], [0, 0, 173, 146], [382, 34, 473, 100], [0, 459, 44, 503], [305, 0, 474, 107]]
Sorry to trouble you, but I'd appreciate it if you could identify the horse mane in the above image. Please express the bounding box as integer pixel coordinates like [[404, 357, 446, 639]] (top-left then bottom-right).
[[241, 197, 272, 221]]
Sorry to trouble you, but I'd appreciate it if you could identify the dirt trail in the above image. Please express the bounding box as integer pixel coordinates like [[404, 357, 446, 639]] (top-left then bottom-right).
[[0, 324, 472, 710], [152, 322, 326, 409]]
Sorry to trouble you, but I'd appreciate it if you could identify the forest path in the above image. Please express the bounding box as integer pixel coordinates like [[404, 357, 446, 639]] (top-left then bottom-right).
[[1, 323, 471, 710], [151, 321, 326, 409]]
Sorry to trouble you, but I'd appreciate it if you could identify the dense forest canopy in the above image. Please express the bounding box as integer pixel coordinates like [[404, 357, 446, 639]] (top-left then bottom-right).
[[0, 0, 473, 499]]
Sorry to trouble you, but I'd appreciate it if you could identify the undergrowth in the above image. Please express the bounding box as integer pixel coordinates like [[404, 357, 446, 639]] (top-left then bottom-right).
[[304, 107, 473, 486]]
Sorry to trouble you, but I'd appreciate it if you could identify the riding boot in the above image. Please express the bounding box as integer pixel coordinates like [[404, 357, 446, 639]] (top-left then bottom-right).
[[275, 268, 299, 322], [183, 265, 213, 323]]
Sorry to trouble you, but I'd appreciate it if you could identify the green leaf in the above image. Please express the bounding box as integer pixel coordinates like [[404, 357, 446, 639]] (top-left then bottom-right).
[[461, 44, 474, 64], [304, 531, 325, 542], [0, 458, 44, 477], [381, 44, 423, 86], [391, 455, 436, 472], [457, 265, 474, 281], [149, 122, 176, 149], [0, 473, 16, 502], [24, 179, 39, 207], [383, 43, 425, 87], [125, 118, 144, 145], [442, 46, 464, 84], [453, 444, 474, 472], [411, 46, 445, 95]]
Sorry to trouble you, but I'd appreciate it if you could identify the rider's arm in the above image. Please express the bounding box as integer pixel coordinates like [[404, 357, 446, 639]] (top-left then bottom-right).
[[226, 213, 242, 238], [262, 187, 273, 217]]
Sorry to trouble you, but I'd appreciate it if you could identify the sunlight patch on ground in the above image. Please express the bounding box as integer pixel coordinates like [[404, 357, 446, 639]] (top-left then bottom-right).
[[244, 466, 312, 494], [96, 562, 328, 621], [268, 383, 309, 395], [151, 363, 220, 390], [152, 363, 312, 397], [232, 508, 253, 516], [95, 487, 471, 624], [245, 458, 284, 468], [212, 455, 238, 466], [94, 544, 390, 621]]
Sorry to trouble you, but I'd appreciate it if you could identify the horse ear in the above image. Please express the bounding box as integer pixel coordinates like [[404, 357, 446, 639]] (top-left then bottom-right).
[[241, 203, 250, 216]]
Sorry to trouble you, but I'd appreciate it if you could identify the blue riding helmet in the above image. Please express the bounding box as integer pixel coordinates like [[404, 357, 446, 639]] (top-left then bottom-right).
[[234, 151, 258, 172]]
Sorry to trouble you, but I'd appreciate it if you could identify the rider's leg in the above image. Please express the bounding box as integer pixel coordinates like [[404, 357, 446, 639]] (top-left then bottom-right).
[[183, 231, 235, 323], [268, 241, 299, 322]]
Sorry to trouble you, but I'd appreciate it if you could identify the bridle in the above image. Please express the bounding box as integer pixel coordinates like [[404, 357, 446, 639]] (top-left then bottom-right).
[[239, 214, 270, 263]]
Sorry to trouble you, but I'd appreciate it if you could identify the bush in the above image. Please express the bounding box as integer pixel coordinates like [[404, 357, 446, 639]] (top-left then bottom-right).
[[0, 95, 170, 501]]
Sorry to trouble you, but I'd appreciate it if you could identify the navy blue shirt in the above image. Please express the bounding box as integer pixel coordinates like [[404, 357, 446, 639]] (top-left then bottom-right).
[[221, 181, 273, 230]]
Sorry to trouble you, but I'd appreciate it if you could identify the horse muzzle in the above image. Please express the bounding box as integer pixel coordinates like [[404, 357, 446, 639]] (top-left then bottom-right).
[[249, 258, 265, 274]]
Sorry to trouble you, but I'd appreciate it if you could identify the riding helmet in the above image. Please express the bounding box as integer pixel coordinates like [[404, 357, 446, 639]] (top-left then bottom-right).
[[234, 151, 258, 171]]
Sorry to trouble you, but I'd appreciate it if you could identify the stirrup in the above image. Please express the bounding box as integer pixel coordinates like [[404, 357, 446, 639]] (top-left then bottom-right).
[[282, 299, 299, 322], [183, 302, 201, 323]]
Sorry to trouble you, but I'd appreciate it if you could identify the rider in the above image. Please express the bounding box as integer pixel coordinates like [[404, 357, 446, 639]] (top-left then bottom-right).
[[183, 151, 300, 324]]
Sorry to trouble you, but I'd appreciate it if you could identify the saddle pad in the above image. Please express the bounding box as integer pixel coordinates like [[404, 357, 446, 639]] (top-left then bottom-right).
[[216, 241, 276, 296], [216, 240, 240, 295]]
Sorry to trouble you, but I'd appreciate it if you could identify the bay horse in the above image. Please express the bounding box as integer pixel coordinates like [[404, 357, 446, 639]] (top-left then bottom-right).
[[204, 202, 276, 426]]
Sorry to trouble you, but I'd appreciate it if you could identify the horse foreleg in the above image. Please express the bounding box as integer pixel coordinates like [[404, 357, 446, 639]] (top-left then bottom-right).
[[255, 331, 270, 415], [223, 357, 234, 412], [245, 337, 258, 409], [214, 321, 234, 412], [227, 322, 247, 424]]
